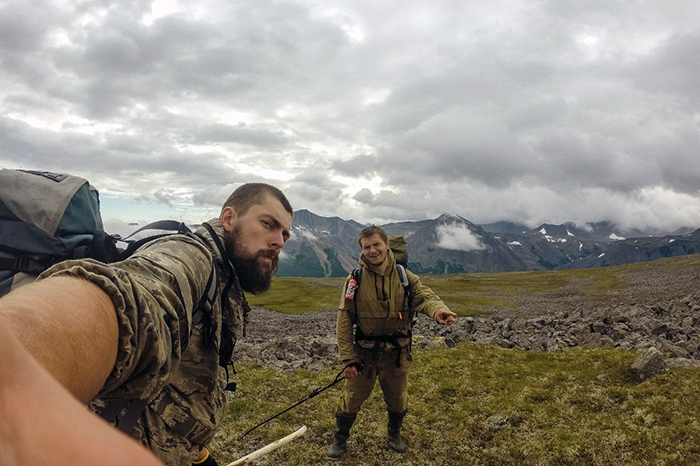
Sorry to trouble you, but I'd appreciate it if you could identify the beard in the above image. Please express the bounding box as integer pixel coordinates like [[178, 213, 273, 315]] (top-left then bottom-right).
[[224, 226, 279, 294]]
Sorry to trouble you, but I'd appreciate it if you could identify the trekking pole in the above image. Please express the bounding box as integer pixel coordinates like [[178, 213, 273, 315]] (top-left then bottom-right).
[[239, 365, 355, 439], [227, 425, 308, 466]]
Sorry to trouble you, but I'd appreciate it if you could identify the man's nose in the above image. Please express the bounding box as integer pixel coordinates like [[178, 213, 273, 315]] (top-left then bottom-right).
[[269, 231, 286, 249]]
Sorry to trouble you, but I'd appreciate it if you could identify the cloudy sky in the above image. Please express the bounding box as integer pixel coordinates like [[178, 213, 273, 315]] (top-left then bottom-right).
[[2, 0, 700, 235]]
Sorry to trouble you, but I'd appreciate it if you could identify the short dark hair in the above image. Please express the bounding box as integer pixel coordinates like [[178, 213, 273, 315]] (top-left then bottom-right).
[[222, 183, 293, 217], [358, 224, 388, 246]]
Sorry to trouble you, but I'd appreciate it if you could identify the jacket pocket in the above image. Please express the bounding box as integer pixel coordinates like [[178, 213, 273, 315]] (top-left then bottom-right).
[[150, 388, 222, 448]]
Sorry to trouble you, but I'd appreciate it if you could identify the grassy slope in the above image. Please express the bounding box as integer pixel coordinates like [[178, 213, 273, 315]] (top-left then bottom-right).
[[213, 254, 700, 465], [248, 253, 700, 315]]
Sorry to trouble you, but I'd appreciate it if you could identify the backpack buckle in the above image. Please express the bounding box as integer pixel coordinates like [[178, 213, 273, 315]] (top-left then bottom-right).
[[14, 255, 47, 274]]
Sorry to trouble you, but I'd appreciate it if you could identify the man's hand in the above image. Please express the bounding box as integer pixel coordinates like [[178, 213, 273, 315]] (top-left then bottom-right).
[[436, 309, 457, 325], [342, 361, 361, 379]]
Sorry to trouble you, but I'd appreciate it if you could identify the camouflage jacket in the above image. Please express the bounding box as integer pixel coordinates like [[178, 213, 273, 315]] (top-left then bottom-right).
[[40, 219, 245, 466], [336, 250, 447, 361]]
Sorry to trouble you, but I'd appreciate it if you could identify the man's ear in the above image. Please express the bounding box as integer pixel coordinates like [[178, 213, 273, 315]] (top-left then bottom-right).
[[220, 206, 237, 232]]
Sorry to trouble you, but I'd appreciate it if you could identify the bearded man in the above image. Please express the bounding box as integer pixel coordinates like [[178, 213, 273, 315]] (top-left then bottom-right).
[[0, 183, 293, 466]]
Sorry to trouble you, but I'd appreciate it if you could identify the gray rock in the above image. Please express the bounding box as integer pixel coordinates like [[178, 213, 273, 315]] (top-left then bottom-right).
[[234, 288, 700, 372], [578, 332, 614, 349], [475, 336, 512, 348], [651, 324, 669, 337], [666, 358, 700, 368], [417, 338, 442, 350], [630, 347, 669, 381]]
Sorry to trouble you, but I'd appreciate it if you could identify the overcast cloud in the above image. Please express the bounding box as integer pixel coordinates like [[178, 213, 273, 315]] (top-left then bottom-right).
[[2, 0, 700, 233]]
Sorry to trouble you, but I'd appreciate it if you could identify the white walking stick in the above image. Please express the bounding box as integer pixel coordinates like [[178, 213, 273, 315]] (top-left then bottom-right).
[[226, 425, 308, 466]]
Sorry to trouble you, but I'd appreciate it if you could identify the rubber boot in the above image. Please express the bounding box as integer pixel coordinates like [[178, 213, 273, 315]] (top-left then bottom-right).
[[387, 409, 407, 453], [326, 413, 357, 459]]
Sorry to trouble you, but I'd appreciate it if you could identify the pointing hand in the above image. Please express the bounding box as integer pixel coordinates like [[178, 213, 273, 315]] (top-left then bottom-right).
[[436, 309, 457, 325]]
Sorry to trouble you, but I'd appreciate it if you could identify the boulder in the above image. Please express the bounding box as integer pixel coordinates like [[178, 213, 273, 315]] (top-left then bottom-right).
[[630, 347, 669, 381]]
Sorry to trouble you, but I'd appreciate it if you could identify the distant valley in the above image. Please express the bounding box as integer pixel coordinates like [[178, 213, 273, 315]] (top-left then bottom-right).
[[277, 210, 700, 277]]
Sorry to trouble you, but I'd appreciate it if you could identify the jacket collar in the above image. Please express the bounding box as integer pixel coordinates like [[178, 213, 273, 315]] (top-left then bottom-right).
[[359, 248, 396, 276]]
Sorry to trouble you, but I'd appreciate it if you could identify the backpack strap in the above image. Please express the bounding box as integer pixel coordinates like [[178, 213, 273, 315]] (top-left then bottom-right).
[[122, 220, 192, 239], [354, 327, 409, 368], [118, 221, 192, 260], [347, 267, 362, 323], [182, 256, 217, 354], [396, 264, 414, 322], [0, 255, 53, 274], [201, 222, 245, 368], [351, 267, 362, 287], [193, 262, 217, 324], [396, 264, 410, 297]]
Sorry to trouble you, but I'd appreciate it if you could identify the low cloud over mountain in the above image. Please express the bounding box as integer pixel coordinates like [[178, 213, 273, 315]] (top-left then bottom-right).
[[435, 222, 487, 252]]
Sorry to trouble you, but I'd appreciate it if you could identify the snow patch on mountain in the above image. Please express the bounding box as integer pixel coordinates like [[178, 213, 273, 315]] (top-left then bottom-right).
[[292, 226, 319, 242]]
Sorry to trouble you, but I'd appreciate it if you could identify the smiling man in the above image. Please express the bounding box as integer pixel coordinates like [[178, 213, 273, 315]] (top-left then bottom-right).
[[328, 225, 456, 459], [0, 183, 293, 466]]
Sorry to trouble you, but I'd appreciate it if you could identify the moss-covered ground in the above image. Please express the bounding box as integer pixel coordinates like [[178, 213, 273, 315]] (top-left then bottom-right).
[[212, 344, 700, 465]]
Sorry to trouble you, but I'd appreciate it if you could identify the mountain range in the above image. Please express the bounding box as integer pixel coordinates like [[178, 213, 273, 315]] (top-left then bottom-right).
[[277, 210, 700, 278]]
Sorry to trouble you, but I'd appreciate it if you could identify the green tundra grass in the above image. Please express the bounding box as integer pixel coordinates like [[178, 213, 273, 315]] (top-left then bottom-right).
[[213, 254, 700, 465], [247, 253, 700, 315], [212, 346, 700, 465]]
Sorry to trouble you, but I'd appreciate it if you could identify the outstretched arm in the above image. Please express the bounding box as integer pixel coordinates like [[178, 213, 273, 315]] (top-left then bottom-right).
[[0, 276, 118, 402], [0, 277, 164, 465], [406, 271, 456, 325]]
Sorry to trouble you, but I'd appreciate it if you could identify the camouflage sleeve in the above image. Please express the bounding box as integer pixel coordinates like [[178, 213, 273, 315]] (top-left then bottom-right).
[[336, 276, 356, 361], [38, 235, 213, 399], [407, 270, 448, 320]]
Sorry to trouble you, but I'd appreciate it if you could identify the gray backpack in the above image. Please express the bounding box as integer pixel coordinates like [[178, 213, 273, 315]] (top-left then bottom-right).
[[0, 169, 212, 296], [0, 169, 122, 296]]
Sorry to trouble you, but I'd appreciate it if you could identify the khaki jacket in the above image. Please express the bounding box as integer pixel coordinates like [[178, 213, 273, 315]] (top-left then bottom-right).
[[40, 219, 244, 466], [336, 250, 447, 362]]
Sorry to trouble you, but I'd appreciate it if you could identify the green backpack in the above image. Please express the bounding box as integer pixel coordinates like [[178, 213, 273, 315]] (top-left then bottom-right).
[[387, 234, 408, 267]]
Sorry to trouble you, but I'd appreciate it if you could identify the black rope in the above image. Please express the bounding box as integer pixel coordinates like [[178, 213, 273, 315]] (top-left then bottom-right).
[[239, 367, 349, 439]]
